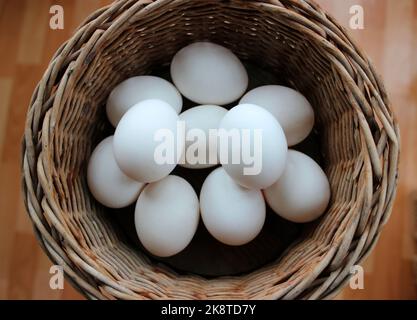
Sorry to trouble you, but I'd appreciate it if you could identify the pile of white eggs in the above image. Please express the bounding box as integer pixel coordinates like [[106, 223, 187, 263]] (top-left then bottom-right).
[[87, 42, 331, 258]]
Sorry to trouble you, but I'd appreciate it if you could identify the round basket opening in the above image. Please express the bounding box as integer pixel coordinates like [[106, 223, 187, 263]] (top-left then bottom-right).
[[25, 0, 398, 300]]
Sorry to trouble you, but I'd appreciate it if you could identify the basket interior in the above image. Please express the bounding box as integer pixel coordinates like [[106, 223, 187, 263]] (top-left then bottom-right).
[[45, 0, 367, 299]]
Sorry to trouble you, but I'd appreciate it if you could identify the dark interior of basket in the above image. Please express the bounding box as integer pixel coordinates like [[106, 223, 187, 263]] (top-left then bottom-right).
[[40, 0, 387, 299]]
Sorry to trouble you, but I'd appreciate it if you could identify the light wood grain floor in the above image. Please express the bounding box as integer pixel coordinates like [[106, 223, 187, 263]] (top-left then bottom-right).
[[0, 0, 416, 300]]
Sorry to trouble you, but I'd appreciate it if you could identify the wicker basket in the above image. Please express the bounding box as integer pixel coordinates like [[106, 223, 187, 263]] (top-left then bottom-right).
[[22, 0, 400, 300]]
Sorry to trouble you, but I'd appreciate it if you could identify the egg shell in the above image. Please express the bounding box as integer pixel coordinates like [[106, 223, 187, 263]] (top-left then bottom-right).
[[171, 42, 248, 105], [218, 103, 288, 189], [240, 85, 315, 146], [106, 76, 182, 127], [87, 136, 145, 209], [264, 150, 331, 223], [200, 167, 266, 246], [113, 99, 184, 183], [179, 105, 228, 169], [135, 175, 200, 257]]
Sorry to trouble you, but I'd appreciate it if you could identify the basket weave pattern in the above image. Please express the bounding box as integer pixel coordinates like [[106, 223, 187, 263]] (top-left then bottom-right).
[[22, 0, 400, 299]]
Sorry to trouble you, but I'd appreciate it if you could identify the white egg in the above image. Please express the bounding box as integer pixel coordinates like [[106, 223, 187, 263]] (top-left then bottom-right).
[[264, 150, 330, 223], [171, 42, 248, 105], [179, 105, 228, 169], [113, 99, 184, 183], [135, 175, 199, 257], [106, 76, 182, 127], [200, 167, 265, 246], [87, 136, 145, 209], [218, 103, 288, 189], [240, 85, 314, 146]]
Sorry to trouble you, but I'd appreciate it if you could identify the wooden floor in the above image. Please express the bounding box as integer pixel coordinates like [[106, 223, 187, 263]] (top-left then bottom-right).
[[0, 0, 416, 300]]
